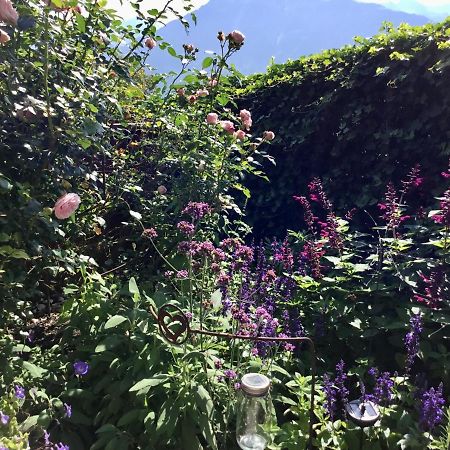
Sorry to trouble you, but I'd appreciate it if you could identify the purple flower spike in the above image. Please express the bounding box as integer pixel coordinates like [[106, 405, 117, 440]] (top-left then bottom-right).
[[404, 314, 423, 373], [322, 373, 337, 420], [223, 369, 237, 380], [55, 443, 70, 450], [0, 411, 9, 425], [64, 403, 72, 418], [73, 360, 89, 376], [15, 385, 25, 399], [418, 383, 445, 431]]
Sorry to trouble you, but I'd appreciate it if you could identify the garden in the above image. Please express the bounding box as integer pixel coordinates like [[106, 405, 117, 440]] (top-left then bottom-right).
[[0, 0, 449, 448]]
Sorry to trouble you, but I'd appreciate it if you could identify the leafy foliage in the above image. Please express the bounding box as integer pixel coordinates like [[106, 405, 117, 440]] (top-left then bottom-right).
[[238, 20, 450, 236]]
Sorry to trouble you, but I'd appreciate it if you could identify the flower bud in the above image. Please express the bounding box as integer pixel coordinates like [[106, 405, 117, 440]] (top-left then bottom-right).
[[228, 30, 245, 45], [206, 113, 219, 125], [145, 37, 157, 49], [263, 131, 275, 141], [183, 43, 195, 53], [157, 185, 167, 195], [234, 130, 246, 141], [0, 30, 10, 45], [217, 31, 225, 41], [220, 120, 235, 134], [196, 88, 209, 97]]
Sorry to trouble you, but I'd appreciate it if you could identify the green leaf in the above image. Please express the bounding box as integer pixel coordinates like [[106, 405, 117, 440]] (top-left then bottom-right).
[[129, 277, 140, 296], [129, 210, 142, 220], [129, 375, 168, 392], [194, 384, 214, 417], [0, 177, 13, 190], [22, 361, 47, 378], [202, 56, 214, 69], [167, 46, 177, 57], [104, 315, 128, 329], [117, 409, 143, 427], [210, 289, 222, 309], [20, 415, 39, 432], [96, 423, 118, 434], [75, 14, 86, 33], [0, 246, 30, 259]]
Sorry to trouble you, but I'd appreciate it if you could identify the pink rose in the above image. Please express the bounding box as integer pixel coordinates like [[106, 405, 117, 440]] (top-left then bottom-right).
[[196, 88, 209, 97], [145, 37, 157, 49], [234, 130, 246, 141], [206, 113, 219, 125], [157, 185, 167, 195], [228, 30, 245, 45], [176, 88, 185, 97], [53, 193, 81, 220], [239, 109, 251, 122], [0, 29, 10, 45], [263, 131, 275, 141], [208, 78, 218, 87], [239, 110, 252, 130], [220, 120, 235, 134], [188, 94, 197, 104], [0, 0, 18, 26]]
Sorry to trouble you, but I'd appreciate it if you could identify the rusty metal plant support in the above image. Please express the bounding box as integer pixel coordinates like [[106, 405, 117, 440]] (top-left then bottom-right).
[[152, 303, 317, 450]]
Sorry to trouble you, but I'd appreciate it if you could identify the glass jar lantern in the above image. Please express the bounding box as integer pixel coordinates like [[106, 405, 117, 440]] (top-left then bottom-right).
[[236, 373, 273, 450]]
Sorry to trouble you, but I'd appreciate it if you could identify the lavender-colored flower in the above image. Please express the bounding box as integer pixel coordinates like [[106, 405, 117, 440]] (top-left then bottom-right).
[[335, 360, 349, 408], [141, 228, 157, 239], [367, 370, 394, 405], [322, 374, 337, 420], [182, 202, 211, 220], [44, 430, 51, 445], [64, 403, 72, 418], [176, 221, 195, 237], [418, 383, 445, 431], [322, 360, 349, 420], [15, 385, 25, 399], [176, 270, 188, 279], [55, 443, 70, 450], [27, 329, 35, 343], [404, 314, 423, 373], [73, 360, 89, 376], [0, 446, 8, 450], [223, 369, 237, 380], [234, 382, 241, 391], [0, 410, 9, 425]]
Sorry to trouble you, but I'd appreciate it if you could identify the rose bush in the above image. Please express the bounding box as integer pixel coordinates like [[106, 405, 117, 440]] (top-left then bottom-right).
[[0, 0, 448, 449]]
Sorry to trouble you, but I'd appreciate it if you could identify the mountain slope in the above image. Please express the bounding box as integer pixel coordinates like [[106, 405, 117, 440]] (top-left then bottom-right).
[[152, 0, 431, 74]]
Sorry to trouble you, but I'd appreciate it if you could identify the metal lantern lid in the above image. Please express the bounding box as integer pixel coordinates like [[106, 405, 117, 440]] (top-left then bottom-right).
[[346, 399, 380, 427], [241, 373, 271, 397]]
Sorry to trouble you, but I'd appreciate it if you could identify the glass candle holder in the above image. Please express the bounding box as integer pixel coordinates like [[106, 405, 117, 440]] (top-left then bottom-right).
[[236, 373, 273, 450]]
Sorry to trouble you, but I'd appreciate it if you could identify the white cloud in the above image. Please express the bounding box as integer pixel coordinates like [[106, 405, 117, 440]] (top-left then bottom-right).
[[355, 0, 450, 5], [354, 0, 450, 19], [107, 0, 210, 22]]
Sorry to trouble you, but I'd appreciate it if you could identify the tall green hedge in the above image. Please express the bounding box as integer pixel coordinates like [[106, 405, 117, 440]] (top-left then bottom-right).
[[238, 21, 450, 237]]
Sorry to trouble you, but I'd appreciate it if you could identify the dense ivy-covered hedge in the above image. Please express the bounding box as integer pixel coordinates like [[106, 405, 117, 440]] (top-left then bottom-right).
[[238, 21, 450, 237]]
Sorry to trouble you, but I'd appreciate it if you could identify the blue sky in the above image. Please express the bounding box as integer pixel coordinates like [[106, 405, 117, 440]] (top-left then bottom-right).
[[109, 0, 450, 21]]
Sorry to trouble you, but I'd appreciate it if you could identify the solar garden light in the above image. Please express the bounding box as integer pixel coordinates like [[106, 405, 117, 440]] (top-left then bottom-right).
[[346, 382, 381, 450]]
